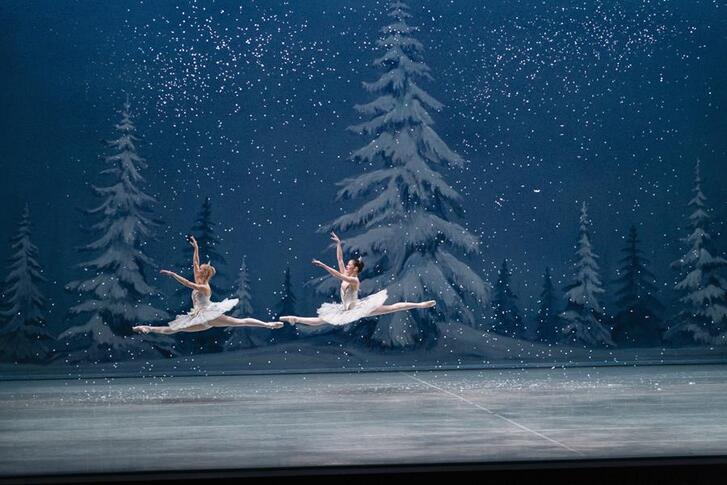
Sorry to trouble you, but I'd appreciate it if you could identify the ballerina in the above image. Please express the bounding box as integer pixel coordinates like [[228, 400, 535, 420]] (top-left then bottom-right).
[[133, 235, 283, 335], [279, 232, 436, 326]]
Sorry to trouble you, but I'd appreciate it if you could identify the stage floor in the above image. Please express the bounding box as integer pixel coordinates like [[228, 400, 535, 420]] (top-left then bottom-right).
[[2, 364, 727, 478]]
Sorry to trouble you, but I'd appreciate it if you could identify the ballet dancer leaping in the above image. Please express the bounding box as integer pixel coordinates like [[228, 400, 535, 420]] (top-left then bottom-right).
[[133, 235, 283, 335], [279, 232, 436, 326]]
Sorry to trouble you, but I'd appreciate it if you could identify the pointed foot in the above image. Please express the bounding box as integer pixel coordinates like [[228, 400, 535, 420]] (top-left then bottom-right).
[[421, 300, 436, 309]]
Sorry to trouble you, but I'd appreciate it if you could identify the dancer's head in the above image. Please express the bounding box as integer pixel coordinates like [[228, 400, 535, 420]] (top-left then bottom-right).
[[199, 263, 216, 282], [346, 257, 364, 276]]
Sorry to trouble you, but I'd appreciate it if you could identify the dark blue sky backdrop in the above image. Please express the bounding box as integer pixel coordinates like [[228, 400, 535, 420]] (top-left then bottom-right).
[[1, 0, 725, 331]]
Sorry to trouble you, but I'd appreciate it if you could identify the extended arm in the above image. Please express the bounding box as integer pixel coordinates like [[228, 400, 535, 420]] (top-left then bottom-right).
[[331, 232, 345, 272], [189, 235, 200, 274], [161, 270, 208, 292], [312, 259, 358, 285]]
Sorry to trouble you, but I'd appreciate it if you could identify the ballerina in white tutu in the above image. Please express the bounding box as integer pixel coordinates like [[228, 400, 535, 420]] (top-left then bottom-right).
[[133, 235, 283, 335], [280, 232, 436, 326]]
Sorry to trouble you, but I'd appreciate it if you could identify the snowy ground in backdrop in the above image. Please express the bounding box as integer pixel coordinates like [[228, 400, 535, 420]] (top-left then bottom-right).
[[1, 364, 726, 478], [1, 323, 726, 380]]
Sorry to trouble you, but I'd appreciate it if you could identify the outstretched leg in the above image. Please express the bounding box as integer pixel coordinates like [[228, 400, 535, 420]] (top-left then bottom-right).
[[368, 300, 436, 317], [132, 323, 210, 335], [279, 316, 327, 326], [209, 315, 283, 329]]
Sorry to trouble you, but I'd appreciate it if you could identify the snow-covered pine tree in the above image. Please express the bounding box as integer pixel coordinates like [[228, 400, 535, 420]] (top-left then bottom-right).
[[488, 259, 525, 339], [271, 266, 298, 343], [224, 258, 264, 350], [560, 202, 614, 347], [716, 201, 727, 257], [611, 225, 664, 346], [665, 160, 727, 345], [61, 99, 175, 362], [0, 205, 55, 363], [533, 266, 561, 344], [315, 0, 490, 349]]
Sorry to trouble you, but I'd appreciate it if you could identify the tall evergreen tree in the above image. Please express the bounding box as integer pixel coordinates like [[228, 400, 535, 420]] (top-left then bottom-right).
[[178, 198, 226, 294], [0, 205, 55, 362], [533, 266, 561, 344], [271, 266, 298, 343], [61, 99, 175, 362], [224, 258, 264, 350], [315, 1, 489, 349], [611, 225, 664, 346], [716, 201, 727, 257], [173, 197, 228, 354], [488, 260, 525, 339], [560, 202, 614, 347], [665, 160, 727, 345]]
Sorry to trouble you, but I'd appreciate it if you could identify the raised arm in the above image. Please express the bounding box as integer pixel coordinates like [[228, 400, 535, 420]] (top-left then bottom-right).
[[189, 235, 200, 274], [331, 231, 345, 272], [161, 269, 208, 292], [312, 259, 358, 285]]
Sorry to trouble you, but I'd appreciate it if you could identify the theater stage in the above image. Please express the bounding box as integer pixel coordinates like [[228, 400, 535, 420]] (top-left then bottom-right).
[[2, 365, 727, 480]]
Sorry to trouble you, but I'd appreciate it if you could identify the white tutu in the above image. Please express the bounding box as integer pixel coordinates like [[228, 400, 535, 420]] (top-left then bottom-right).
[[168, 297, 239, 330], [316, 289, 388, 325]]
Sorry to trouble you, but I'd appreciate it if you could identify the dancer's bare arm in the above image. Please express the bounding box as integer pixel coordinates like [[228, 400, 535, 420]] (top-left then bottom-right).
[[331, 232, 345, 272], [189, 235, 201, 281], [161, 269, 209, 293], [312, 259, 358, 285]]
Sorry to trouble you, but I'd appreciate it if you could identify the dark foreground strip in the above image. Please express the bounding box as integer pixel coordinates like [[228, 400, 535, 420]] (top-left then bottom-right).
[[1, 456, 726, 485]]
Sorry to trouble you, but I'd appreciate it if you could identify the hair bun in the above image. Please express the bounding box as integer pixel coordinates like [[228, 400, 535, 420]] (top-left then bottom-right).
[[353, 257, 365, 273]]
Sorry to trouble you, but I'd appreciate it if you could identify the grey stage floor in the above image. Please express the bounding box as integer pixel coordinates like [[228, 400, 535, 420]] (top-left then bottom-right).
[[1, 364, 727, 477]]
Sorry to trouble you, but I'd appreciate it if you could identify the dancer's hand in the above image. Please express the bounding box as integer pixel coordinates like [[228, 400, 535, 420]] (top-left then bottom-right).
[[330, 231, 341, 244], [312, 259, 324, 268], [188, 235, 198, 248], [160, 269, 174, 277]]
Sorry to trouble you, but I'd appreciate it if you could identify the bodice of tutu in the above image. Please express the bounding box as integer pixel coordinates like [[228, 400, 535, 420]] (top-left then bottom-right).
[[340, 283, 358, 311], [191, 289, 211, 310]]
